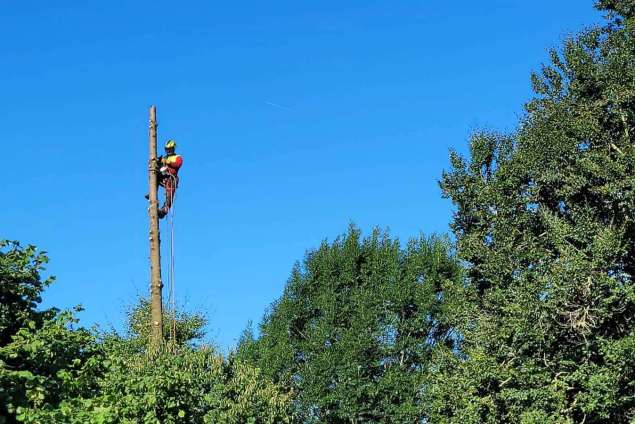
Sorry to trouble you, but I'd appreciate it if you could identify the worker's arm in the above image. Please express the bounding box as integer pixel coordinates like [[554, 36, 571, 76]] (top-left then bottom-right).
[[167, 155, 183, 172]]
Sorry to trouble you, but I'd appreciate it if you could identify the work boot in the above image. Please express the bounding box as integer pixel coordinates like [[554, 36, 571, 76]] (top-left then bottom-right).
[[158, 207, 167, 219], [144, 193, 149, 200]]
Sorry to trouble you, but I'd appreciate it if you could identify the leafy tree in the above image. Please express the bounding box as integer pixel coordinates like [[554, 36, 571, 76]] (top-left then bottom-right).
[[206, 358, 293, 423], [21, 299, 292, 424], [426, 2, 635, 422], [241, 226, 462, 422], [0, 241, 102, 424], [118, 296, 208, 352], [0, 241, 291, 423], [0, 241, 55, 346]]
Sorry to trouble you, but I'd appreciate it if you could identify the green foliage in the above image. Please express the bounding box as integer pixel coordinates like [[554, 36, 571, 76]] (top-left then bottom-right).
[[0, 241, 102, 424], [428, 5, 635, 422], [595, 0, 635, 21], [0, 241, 291, 423], [241, 226, 462, 422], [1, 310, 103, 424], [23, 346, 291, 424], [0, 241, 55, 346], [19, 348, 292, 423], [18, 298, 292, 424], [206, 358, 293, 423], [120, 296, 208, 351]]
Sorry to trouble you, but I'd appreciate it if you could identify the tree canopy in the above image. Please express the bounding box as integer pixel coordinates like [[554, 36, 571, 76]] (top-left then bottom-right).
[[427, 2, 635, 420], [237, 227, 462, 422], [0, 242, 292, 423]]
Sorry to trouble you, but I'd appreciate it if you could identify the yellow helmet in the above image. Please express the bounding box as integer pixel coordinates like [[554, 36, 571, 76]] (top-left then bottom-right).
[[165, 139, 177, 149]]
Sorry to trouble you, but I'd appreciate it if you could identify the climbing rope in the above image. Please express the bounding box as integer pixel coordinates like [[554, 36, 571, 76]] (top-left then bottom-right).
[[169, 174, 177, 344], [163, 174, 178, 345]]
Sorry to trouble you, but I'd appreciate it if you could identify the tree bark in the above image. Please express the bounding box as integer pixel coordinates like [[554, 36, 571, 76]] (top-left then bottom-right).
[[148, 105, 163, 350]]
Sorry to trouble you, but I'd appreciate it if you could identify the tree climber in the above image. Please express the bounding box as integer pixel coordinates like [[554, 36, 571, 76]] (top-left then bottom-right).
[[150, 139, 183, 219]]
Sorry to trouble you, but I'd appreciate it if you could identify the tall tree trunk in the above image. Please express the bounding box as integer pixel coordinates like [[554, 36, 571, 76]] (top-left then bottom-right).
[[148, 105, 163, 350]]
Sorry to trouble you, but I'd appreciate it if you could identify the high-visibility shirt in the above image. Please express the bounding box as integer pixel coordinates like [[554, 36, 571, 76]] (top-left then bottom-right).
[[161, 154, 183, 175]]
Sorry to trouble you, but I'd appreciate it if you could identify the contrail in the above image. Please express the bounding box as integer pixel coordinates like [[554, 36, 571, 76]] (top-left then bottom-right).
[[265, 101, 293, 111]]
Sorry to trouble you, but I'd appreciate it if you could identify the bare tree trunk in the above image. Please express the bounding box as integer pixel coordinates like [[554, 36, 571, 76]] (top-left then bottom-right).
[[148, 105, 163, 350]]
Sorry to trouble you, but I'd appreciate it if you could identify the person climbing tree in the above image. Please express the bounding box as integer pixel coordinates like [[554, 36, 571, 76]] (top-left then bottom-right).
[[152, 139, 183, 219]]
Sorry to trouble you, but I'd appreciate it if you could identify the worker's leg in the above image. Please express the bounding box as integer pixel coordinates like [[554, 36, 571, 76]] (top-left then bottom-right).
[[159, 176, 176, 219]]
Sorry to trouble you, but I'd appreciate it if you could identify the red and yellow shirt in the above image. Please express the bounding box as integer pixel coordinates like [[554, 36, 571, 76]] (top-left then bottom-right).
[[161, 154, 183, 175]]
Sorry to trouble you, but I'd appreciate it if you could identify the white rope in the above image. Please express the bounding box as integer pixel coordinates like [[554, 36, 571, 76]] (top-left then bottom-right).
[[168, 175, 177, 343]]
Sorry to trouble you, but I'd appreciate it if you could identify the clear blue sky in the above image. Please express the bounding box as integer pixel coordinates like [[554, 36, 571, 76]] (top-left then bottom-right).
[[2, 1, 602, 350]]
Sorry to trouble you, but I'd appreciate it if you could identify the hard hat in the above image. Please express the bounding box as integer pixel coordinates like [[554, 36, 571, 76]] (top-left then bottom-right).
[[165, 139, 177, 149]]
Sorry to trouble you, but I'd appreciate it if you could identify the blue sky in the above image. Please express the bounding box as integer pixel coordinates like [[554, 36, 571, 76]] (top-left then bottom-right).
[[2, 1, 602, 350]]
